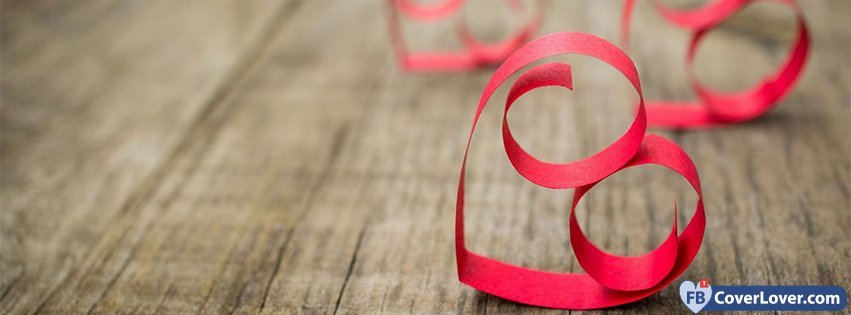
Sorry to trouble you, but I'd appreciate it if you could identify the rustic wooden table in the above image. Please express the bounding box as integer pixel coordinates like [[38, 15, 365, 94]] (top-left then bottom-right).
[[2, 0, 848, 314]]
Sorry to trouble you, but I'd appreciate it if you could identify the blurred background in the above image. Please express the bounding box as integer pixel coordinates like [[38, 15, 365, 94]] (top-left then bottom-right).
[[1, 0, 849, 314]]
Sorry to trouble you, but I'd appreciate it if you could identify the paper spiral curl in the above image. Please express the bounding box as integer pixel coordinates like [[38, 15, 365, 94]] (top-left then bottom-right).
[[621, 0, 810, 129], [455, 32, 706, 309], [387, 0, 542, 72]]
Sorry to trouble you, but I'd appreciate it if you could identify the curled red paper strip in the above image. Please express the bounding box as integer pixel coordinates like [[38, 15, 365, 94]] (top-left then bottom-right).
[[456, 32, 706, 309], [621, 0, 810, 129], [394, 0, 463, 21], [387, 0, 541, 72]]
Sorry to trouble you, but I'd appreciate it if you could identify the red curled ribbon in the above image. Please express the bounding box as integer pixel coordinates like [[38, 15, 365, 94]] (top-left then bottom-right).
[[455, 32, 706, 309], [387, 0, 541, 72], [621, 0, 810, 129]]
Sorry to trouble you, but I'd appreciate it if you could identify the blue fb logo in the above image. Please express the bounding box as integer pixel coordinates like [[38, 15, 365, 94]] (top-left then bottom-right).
[[680, 280, 713, 313]]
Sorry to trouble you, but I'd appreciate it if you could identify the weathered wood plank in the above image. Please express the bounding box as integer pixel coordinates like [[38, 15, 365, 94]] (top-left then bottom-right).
[[1, 0, 293, 313], [72, 0, 395, 313]]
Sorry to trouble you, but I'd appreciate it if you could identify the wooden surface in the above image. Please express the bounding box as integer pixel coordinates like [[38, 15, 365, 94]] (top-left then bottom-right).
[[1, 0, 849, 314]]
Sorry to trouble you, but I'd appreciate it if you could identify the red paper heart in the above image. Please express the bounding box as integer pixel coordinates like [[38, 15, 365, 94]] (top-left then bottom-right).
[[387, 0, 542, 72], [455, 32, 706, 309], [621, 0, 810, 129]]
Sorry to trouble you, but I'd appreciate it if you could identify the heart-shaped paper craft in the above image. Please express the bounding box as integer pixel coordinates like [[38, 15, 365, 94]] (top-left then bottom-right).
[[621, 0, 810, 129], [680, 281, 713, 313], [454, 32, 706, 309], [387, 0, 542, 72]]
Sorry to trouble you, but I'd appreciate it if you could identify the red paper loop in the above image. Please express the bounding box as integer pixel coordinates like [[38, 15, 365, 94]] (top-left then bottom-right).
[[456, 32, 706, 309], [388, 0, 541, 72], [569, 184, 679, 292], [621, 0, 810, 129], [393, 0, 463, 21], [501, 58, 646, 189], [653, 0, 748, 30]]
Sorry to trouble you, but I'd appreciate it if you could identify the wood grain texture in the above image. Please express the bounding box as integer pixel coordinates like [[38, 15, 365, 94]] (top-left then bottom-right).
[[1, 0, 848, 314]]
